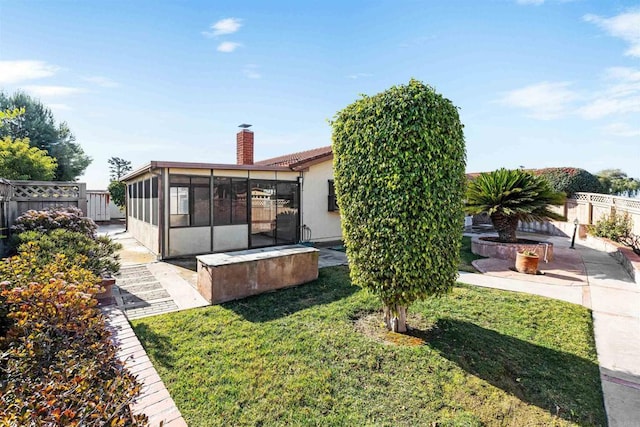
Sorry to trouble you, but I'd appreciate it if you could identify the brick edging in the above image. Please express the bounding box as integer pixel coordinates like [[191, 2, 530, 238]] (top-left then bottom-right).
[[102, 306, 188, 427]]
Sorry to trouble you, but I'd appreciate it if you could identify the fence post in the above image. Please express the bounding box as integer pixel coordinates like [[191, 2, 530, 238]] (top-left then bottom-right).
[[78, 183, 88, 216]]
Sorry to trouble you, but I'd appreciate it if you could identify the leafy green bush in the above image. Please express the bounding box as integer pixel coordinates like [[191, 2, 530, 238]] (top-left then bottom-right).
[[15, 229, 121, 276], [108, 180, 126, 209], [0, 251, 146, 425], [331, 79, 466, 332], [11, 206, 97, 238], [534, 167, 603, 196], [589, 212, 633, 242]]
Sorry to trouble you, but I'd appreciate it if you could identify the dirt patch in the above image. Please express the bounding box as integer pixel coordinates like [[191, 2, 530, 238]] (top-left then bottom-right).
[[480, 236, 545, 245], [353, 311, 438, 346]]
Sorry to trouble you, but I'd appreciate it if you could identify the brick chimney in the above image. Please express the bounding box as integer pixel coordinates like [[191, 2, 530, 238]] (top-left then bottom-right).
[[236, 124, 254, 165]]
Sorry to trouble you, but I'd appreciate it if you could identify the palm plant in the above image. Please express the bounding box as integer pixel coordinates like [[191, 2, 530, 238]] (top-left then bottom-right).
[[465, 168, 565, 242]]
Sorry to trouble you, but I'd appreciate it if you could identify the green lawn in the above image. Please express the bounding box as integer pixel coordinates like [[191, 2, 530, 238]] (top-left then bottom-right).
[[132, 267, 605, 426], [459, 235, 484, 272]]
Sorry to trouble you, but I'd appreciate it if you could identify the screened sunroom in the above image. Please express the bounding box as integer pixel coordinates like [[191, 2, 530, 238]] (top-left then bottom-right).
[[123, 162, 301, 259]]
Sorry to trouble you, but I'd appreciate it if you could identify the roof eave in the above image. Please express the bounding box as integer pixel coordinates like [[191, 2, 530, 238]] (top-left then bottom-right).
[[290, 152, 334, 171], [121, 160, 294, 182]]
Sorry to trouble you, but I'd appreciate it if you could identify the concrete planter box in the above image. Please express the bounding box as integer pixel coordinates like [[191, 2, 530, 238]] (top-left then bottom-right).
[[196, 245, 319, 304], [471, 236, 554, 261]]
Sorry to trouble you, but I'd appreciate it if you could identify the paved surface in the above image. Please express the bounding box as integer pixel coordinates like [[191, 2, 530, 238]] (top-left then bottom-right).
[[318, 247, 348, 268], [103, 229, 209, 320], [459, 232, 640, 427], [103, 306, 187, 427]]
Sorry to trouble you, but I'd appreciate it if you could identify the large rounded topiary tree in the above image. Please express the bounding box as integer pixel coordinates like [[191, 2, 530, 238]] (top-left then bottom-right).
[[331, 79, 466, 333], [465, 168, 565, 243]]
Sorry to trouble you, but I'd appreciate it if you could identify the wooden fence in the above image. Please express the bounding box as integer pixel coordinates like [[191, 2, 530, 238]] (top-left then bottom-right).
[[0, 180, 87, 256], [565, 193, 640, 235], [516, 192, 640, 236]]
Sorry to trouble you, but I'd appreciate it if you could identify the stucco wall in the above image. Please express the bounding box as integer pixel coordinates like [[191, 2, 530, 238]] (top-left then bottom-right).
[[128, 217, 159, 255], [109, 201, 125, 219], [213, 225, 249, 252], [169, 226, 211, 257], [302, 160, 342, 242]]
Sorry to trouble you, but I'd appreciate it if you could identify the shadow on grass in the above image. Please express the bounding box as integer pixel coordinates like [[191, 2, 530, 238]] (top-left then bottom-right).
[[226, 266, 358, 323], [416, 318, 605, 425], [131, 322, 176, 369]]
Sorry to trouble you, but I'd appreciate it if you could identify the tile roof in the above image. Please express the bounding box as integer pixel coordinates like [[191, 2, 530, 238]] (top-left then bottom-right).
[[255, 146, 333, 168]]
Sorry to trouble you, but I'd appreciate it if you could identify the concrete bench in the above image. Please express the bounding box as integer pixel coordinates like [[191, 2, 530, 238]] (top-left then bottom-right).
[[196, 245, 319, 304]]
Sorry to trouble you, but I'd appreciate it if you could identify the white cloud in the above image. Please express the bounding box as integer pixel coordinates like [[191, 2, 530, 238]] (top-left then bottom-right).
[[584, 11, 640, 57], [0, 60, 59, 84], [602, 122, 640, 137], [579, 97, 640, 119], [23, 85, 85, 97], [498, 81, 578, 119], [203, 18, 242, 37], [578, 66, 640, 119], [48, 103, 72, 112], [243, 64, 261, 79], [217, 42, 242, 53], [347, 73, 373, 79], [83, 76, 119, 88]]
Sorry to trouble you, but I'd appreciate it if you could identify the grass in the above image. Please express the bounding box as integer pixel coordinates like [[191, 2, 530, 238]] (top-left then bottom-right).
[[132, 267, 605, 426], [459, 235, 484, 272]]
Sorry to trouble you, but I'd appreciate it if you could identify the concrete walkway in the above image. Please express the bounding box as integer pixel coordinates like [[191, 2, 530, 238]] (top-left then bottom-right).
[[459, 234, 640, 427], [107, 230, 209, 319]]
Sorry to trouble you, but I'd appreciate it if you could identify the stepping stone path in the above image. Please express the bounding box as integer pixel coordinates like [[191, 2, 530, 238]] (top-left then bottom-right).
[[114, 265, 179, 320]]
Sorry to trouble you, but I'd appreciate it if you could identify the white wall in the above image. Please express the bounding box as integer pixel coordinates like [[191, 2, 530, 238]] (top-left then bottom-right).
[[109, 201, 125, 219], [302, 160, 342, 242], [213, 225, 249, 251], [128, 217, 159, 255], [169, 227, 211, 257]]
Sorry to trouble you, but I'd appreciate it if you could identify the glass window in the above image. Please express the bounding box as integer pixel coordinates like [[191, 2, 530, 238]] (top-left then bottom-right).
[[250, 180, 277, 247], [151, 177, 159, 226], [213, 177, 248, 226], [144, 179, 151, 223], [232, 179, 248, 224], [169, 175, 211, 227], [276, 182, 299, 244], [170, 186, 189, 227], [213, 177, 231, 226], [137, 181, 144, 220], [193, 185, 210, 226], [131, 183, 137, 219], [328, 180, 339, 211], [170, 175, 190, 185]]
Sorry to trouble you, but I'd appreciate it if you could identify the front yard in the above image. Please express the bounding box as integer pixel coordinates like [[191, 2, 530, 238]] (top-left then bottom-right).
[[132, 266, 605, 426]]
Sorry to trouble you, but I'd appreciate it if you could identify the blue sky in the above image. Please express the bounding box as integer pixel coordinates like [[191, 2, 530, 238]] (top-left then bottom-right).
[[0, 0, 638, 189]]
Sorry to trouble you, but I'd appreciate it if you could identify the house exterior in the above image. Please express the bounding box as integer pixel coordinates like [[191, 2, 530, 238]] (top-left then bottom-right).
[[121, 127, 341, 259]]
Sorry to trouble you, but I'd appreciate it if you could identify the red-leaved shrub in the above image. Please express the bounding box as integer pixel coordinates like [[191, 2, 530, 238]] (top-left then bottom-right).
[[0, 252, 146, 425]]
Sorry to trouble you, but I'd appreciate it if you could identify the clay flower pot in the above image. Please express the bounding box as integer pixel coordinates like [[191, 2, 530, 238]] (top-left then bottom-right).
[[515, 251, 539, 275]]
